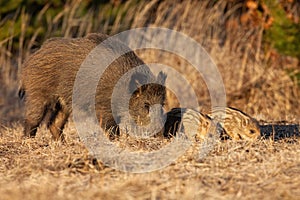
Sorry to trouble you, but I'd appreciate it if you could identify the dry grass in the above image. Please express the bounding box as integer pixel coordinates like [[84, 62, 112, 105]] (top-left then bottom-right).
[[132, 0, 300, 121], [1, 0, 300, 199], [1, 0, 299, 122], [0, 123, 299, 200]]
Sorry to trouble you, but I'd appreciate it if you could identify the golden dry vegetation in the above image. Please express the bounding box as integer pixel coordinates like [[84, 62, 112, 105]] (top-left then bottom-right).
[[0, 0, 299, 199], [0, 123, 299, 199]]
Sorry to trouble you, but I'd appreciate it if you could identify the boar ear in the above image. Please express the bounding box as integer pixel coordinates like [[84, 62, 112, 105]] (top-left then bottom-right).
[[129, 72, 148, 94], [157, 71, 167, 85]]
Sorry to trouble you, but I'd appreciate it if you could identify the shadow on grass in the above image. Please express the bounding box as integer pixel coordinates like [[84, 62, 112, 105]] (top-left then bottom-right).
[[260, 124, 300, 141]]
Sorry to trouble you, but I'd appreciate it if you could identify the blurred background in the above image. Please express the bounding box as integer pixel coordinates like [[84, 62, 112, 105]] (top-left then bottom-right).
[[0, 0, 299, 126]]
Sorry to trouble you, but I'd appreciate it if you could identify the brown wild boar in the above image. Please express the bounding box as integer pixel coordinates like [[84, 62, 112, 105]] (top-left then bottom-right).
[[19, 33, 166, 141]]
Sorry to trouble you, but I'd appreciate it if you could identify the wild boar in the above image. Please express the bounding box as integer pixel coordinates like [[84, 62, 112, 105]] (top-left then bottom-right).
[[20, 33, 166, 141]]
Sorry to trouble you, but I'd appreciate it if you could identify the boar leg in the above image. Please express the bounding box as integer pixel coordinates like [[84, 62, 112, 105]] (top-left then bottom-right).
[[48, 102, 69, 141], [24, 98, 48, 138]]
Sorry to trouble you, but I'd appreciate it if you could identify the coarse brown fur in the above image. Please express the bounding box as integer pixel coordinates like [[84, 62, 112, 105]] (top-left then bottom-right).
[[20, 33, 166, 141], [164, 107, 260, 141], [164, 108, 225, 141], [207, 107, 261, 140]]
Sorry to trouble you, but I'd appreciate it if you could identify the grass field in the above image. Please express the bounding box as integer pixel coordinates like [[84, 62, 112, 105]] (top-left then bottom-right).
[[0, 1, 299, 199], [0, 123, 299, 199]]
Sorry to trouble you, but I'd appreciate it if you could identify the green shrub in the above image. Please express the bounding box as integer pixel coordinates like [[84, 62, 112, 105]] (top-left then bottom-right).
[[264, 0, 300, 58], [0, 0, 134, 53]]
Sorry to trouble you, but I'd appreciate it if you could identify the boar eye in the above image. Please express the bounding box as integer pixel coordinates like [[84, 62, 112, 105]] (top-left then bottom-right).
[[250, 129, 256, 134], [144, 102, 150, 111]]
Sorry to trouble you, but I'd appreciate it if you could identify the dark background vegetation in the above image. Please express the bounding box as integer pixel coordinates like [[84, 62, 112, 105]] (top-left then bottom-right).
[[0, 0, 299, 124], [0, 0, 299, 126]]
